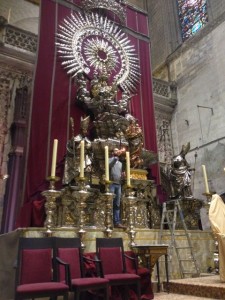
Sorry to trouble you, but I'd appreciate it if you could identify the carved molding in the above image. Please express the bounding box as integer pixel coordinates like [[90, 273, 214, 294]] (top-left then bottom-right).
[[153, 78, 177, 165], [4, 25, 37, 54]]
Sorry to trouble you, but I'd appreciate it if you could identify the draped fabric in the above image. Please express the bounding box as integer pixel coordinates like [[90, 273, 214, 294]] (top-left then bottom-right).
[[208, 194, 225, 282], [17, 0, 158, 227]]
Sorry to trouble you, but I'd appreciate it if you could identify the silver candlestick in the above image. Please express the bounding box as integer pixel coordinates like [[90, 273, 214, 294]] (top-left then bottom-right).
[[124, 184, 137, 247], [42, 176, 61, 236], [75, 177, 90, 248], [103, 180, 114, 237]]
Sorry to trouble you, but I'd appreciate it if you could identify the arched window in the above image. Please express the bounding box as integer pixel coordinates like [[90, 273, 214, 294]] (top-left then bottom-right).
[[177, 0, 208, 41]]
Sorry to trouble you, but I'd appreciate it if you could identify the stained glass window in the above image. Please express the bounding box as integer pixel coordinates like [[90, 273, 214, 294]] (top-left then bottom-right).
[[177, 0, 208, 41]]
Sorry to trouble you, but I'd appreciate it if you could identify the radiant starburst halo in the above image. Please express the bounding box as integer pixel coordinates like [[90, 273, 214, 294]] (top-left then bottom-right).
[[84, 38, 118, 73], [56, 12, 140, 93]]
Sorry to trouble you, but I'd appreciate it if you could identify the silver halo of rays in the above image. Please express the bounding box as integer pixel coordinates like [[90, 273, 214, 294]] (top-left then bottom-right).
[[56, 12, 140, 93]]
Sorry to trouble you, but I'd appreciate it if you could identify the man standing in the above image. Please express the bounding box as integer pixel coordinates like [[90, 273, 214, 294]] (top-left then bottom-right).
[[109, 148, 126, 228]]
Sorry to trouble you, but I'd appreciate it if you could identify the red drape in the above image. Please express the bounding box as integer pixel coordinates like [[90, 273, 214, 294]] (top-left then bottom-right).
[[17, 0, 158, 227]]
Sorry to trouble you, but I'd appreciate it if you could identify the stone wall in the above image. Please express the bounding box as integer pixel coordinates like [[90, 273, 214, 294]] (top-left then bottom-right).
[[208, 0, 225, 21], [146, 0, 181, 73], [168, 18, 225, 200], [146, 0, 225, 201], [148, 0, 225, 74], [0, 0, 39, 34], [128, 0, 146, 11]]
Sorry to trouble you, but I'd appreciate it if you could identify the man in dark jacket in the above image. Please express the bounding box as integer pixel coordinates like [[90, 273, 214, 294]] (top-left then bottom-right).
[[109, 148, 126, 228]]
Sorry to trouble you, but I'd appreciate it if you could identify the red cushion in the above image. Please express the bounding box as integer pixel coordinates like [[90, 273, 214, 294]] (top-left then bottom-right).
[[104, 273, 140, 283], [58, 248, 81, 280], [71, 277, 108, 287], [99, 247, 123, 274], [17, 282, 69, 294], [20, 249, 52, 284]]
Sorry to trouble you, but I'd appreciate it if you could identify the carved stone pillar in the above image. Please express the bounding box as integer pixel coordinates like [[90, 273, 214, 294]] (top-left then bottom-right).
[[1, 83, 31, 233]]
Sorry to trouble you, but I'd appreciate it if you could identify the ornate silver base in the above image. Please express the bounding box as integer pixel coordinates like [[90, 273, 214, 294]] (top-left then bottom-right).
[[124, 186, 137, 247], [103, 181, 114, 237], [74, 177, 90, 248], [42, 177, 61, 235]]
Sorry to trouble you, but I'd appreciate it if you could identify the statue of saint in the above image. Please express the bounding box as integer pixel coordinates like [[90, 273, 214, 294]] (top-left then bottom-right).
[[124, 116, 144, 168], [63, 116, 92, 185], [169, 142, 194, 199]]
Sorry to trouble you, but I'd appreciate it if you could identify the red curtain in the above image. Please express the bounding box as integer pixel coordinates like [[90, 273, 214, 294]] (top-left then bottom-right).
[[17, 0, 158, 227]]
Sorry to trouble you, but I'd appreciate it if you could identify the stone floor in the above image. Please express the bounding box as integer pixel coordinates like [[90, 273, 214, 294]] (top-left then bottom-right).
[[154, 293, 219, 299], [153, 274, 225, 300]]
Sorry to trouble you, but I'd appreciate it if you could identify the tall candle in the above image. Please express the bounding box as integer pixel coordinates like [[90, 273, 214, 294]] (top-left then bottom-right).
[[7, 8, 11, 24], [80, 140, 85, 178], [105, 146, 109, 181], [126, 151, 131, 186], [51, 139, 58, 177], [202, 165, 209, 193]]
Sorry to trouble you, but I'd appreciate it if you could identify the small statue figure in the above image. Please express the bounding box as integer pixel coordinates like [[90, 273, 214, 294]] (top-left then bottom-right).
[[124, 116, 144, 168], [118, 92, 133, 115], [91, 71, 117, 100], [63, 116, 92, 186], [169, 142, 194, 199], [76, 72, 90, 104]]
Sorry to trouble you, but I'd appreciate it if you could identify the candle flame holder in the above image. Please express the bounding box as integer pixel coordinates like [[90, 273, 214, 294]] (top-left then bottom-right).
[[42, 176, 61, 236], [202, 192, 213, 210], [124, 184, 133, 196], [77, 176, 87, 191], [104, 179, 111, 193]]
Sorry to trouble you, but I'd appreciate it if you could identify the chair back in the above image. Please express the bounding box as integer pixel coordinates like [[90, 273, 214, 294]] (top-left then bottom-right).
[[54, 237, 84, 280], [16, 237, 55, 285], [124, 250, 138, 274], [96, 238, 126, 274]]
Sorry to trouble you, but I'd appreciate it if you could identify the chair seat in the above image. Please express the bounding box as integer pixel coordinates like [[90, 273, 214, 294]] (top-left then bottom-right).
[[17, 282, 69, 293], [104, 273, 140, 282], [71, 277, 109, 288]]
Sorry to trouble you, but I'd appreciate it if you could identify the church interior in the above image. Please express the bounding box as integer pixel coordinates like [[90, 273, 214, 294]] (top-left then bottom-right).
[[1, 0, 225, 299]]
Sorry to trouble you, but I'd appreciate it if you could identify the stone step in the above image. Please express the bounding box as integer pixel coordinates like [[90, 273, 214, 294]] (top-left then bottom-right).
[[162, 274, 224, 299]]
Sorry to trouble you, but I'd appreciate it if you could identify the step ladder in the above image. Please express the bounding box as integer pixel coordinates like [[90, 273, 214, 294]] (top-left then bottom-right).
[[159, 198, 200, 278]]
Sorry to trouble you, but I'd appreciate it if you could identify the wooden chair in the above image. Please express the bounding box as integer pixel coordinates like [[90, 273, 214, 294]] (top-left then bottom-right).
[[15, 237, 69, 300], [96, 237, 141, 300], [54, 237, 109, 300]]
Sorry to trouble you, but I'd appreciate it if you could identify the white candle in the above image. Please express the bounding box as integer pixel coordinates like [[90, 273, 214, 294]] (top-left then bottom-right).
[[80, 140, 85, 178], [202, 165, 209, 194], [51, 139, 58, 177], [126, 151, 131, 186], [105, 146, 109, 181]]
